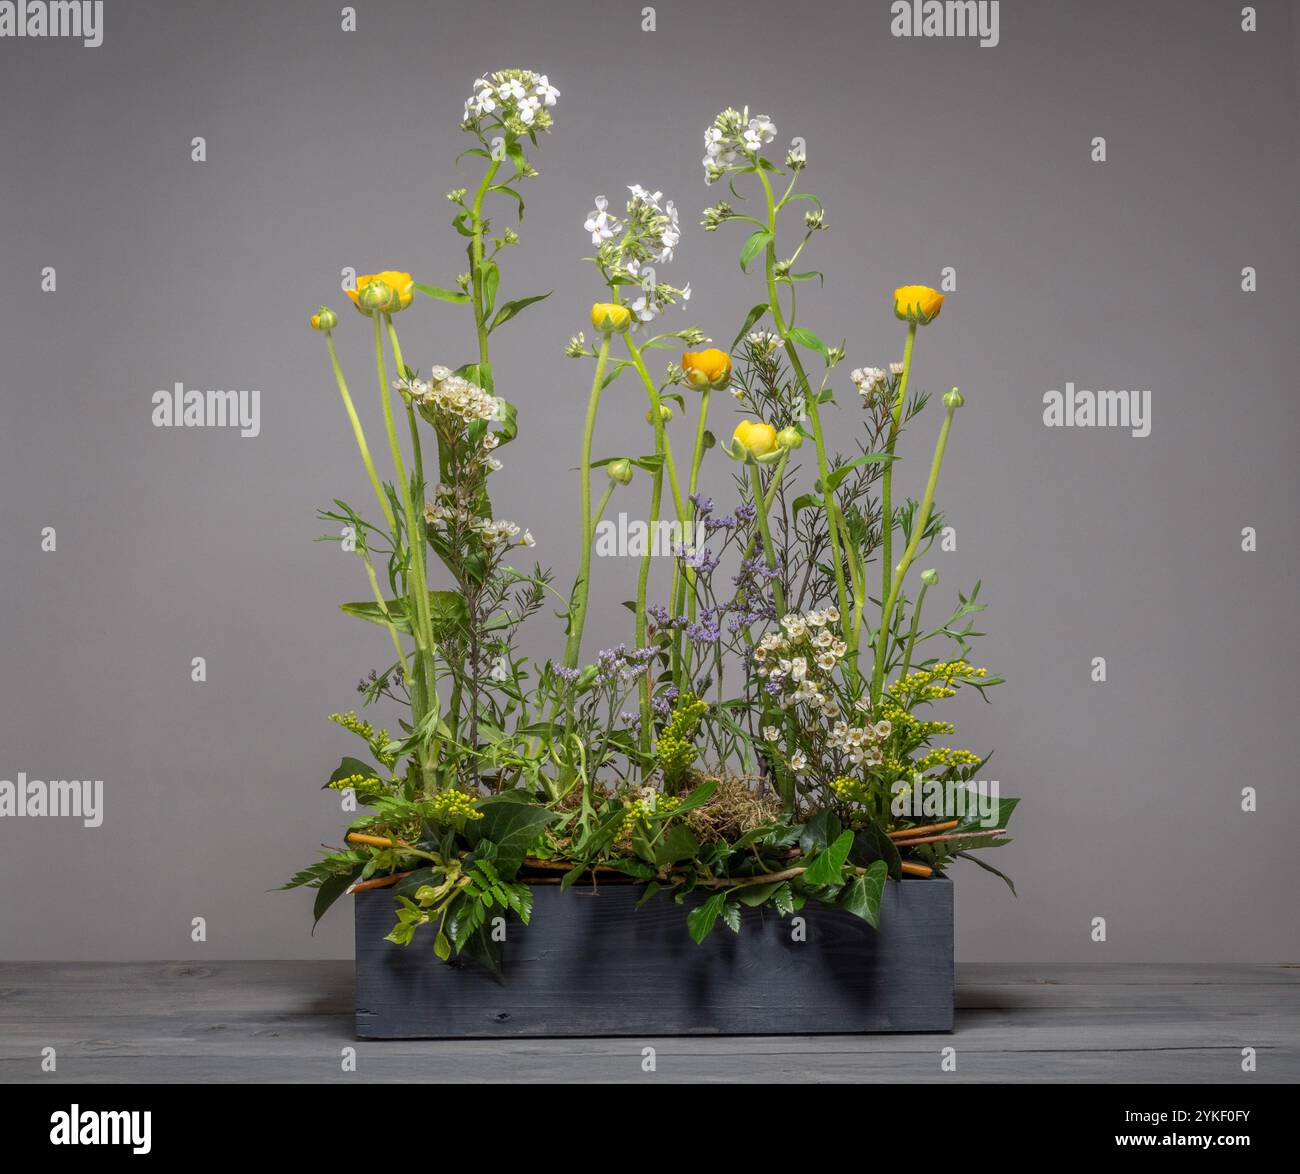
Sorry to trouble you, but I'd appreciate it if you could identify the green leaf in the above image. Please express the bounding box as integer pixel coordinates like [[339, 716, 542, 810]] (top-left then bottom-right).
[[482, 261, 500, 319], [956, 794, 1020, 833], [720, 898, 742, 934], [489, 184, 525, 221], [671, 778, 719, 817], [850, 822, 903, 881], [340, 590, 469, 637], [798, 809, 841, 856], [822, 452, 897, 493], [687, 891, 727, 944], [802, 829, 854, 886], [791, 492, 824, 518], [772, 881, 795, 916], [654, 824, 700, 867], [735, 880, 785, 907], [739, 230, 772, 272], [955, 850, 1017, 895], [488, 291, 551, 333], [467, 796, 560, 879], [433, 930, 452, 961], [312, 866, 361, 930], [786, 326, 828, 356], [730, 303, 769, 350], [840, 860, 888, 929], [324, 757, 382, 788], [413, 282, 470, 304]]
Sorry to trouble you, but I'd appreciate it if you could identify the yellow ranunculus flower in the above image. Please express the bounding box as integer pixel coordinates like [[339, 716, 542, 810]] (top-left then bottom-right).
[[893, 284, 944, 325], [309, 306, 339, 332], [681, 348, 732, 390], [591, 302, 631, 333], [732, 419, 778, 459], [347, 271, 415, 316]]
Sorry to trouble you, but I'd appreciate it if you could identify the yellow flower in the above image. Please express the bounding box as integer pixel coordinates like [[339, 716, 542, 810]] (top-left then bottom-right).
[[681, 348, 732, 390], [732, 419, 778, 460], [893, 284, 944, 325], [347, 271, 415, 316], [591, 302, 631, 333]]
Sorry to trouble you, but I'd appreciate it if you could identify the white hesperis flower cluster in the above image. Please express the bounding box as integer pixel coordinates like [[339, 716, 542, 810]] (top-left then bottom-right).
[[462, 69, 559, 136], [405, 366, 499, 424], [703, 106, 777, 184], [585, 185, 690, 326]]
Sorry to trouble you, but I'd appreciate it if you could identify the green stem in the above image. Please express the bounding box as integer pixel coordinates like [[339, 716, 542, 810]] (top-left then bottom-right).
[[881, 320, 917, 659], [323, 332, 395, 533], [754, 168, 851, 650], [563, 333, 612, 669], [899, 581, 930, 682], [636, 459, 664, 758], [749, 462, 786, 617], [872, 402, 957, 703], [470, 158, 502, 393]]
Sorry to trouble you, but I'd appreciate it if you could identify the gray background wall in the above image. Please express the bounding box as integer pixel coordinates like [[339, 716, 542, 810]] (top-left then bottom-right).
[[1, 0, 1297, 963]]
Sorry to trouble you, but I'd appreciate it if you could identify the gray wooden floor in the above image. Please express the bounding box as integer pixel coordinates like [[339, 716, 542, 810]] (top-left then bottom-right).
[[1, 962, 1295, 1083]]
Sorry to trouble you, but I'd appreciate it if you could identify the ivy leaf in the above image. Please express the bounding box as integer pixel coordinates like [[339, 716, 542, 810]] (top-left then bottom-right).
[[735, 880, 785, 907], [802, 829, 855, 886], [466, 796, 560, 879], [739, 230, 772, 272], [840, 860, 888, 929], [798, 809, 841, 856], [413, 281, 470, 304], [654, 824, 700, 867]]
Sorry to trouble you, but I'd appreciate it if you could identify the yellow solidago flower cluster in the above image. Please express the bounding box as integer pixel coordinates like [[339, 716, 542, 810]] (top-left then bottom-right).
[[427, 790, 483, 824], [329, 711, 398, 767], [888, 660, 987, 704], [915, 746, 982, 772], [619, 790, 681, 836], [655, 693, 708, 788]]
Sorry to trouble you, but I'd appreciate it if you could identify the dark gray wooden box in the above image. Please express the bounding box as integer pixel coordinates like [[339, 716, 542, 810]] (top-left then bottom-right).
[[355, 878, 953, 1038]]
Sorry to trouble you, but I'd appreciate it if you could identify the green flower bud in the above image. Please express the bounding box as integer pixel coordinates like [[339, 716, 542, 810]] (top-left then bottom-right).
[[310, 306, 338, 332], [646, 404, 673, 425], [607, 458, 633, 486], [943, 386, 965, 409], [776, 426, 804, 450], [920, 568, 939, 587], [358, 278, 395, 314]]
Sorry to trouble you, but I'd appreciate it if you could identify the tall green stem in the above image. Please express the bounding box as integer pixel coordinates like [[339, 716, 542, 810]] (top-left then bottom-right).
[[323, 332, 395, 533], [563, 333, 612, 669], [749, 462, 786, 617], [898, 580, 930, 682], [872, 401, 957, 703], [470, 159, 502, 392], [754, 168, 852, 650], [880, 321, 917, 654], [635, 458, 664, 757]]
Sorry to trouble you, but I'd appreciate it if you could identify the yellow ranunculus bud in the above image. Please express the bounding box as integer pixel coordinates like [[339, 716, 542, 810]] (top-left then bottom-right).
[[732, 419, 778, 460], [607, 458, 634, 485], [646, 404, 674, 424], [592, 302, 631, 333], [310, 306, 339, 332], [893, 284, 944, 325], [776, 426, 803, 450], [943, 386, 965, 408], [347, 271, 415, 316], [920, 568, 939, 587], [681, 348, 732, 390]]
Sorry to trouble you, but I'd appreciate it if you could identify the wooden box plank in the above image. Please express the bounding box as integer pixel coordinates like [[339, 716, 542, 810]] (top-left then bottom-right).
[[355, 879, 953, 1038]]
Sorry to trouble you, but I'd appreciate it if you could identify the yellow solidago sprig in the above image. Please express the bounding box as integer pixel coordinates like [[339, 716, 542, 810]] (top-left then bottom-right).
[[425, 789, 484, 829], [655, 692, 709, 790], [888, 660, 988, 707], [619, 788, 682, 836], [329, 710, 398, 768]]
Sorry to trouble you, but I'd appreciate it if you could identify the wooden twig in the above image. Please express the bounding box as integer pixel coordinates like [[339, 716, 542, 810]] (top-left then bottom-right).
[[895, 829, 1005, 848], [347, 870, 412, 894], [346, 832, 410, 849], [889, 820, 959, 840], [900, 861, 933, 878]]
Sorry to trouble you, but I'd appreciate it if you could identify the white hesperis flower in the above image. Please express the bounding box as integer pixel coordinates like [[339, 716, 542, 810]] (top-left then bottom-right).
[[585, 194, 620, 245], [743, 114, 777, 150], [534, 75, 560, 106], [462, 69, 559, 136]]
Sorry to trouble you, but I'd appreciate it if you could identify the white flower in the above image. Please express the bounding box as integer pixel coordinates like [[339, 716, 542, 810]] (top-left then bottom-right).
[[763, 725, 779, 741], [789, 750, 807, 773], [743, 115, 777, 150], [630, 294, 658, 323], [816, 652, 837, 672], [790, 656, 808, 682], [499, 77, 527, 102], [585, 195, 620, 245], [628, 184, 664, 210], [813, 628, 834, 649], [521, 529, 536, 547], [832, 640, 848, 658], [873, 720, 892, 739], [890, 361, 905, 376], [851, 367, 887, 396], [486, 457, 503, 472], [517, 95, 540, 125], [534, 75, 560, 106], [824, 607, 840, 623]]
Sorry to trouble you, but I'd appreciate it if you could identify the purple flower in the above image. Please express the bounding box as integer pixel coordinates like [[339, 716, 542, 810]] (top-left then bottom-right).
[[689, 493, 714, 516]]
